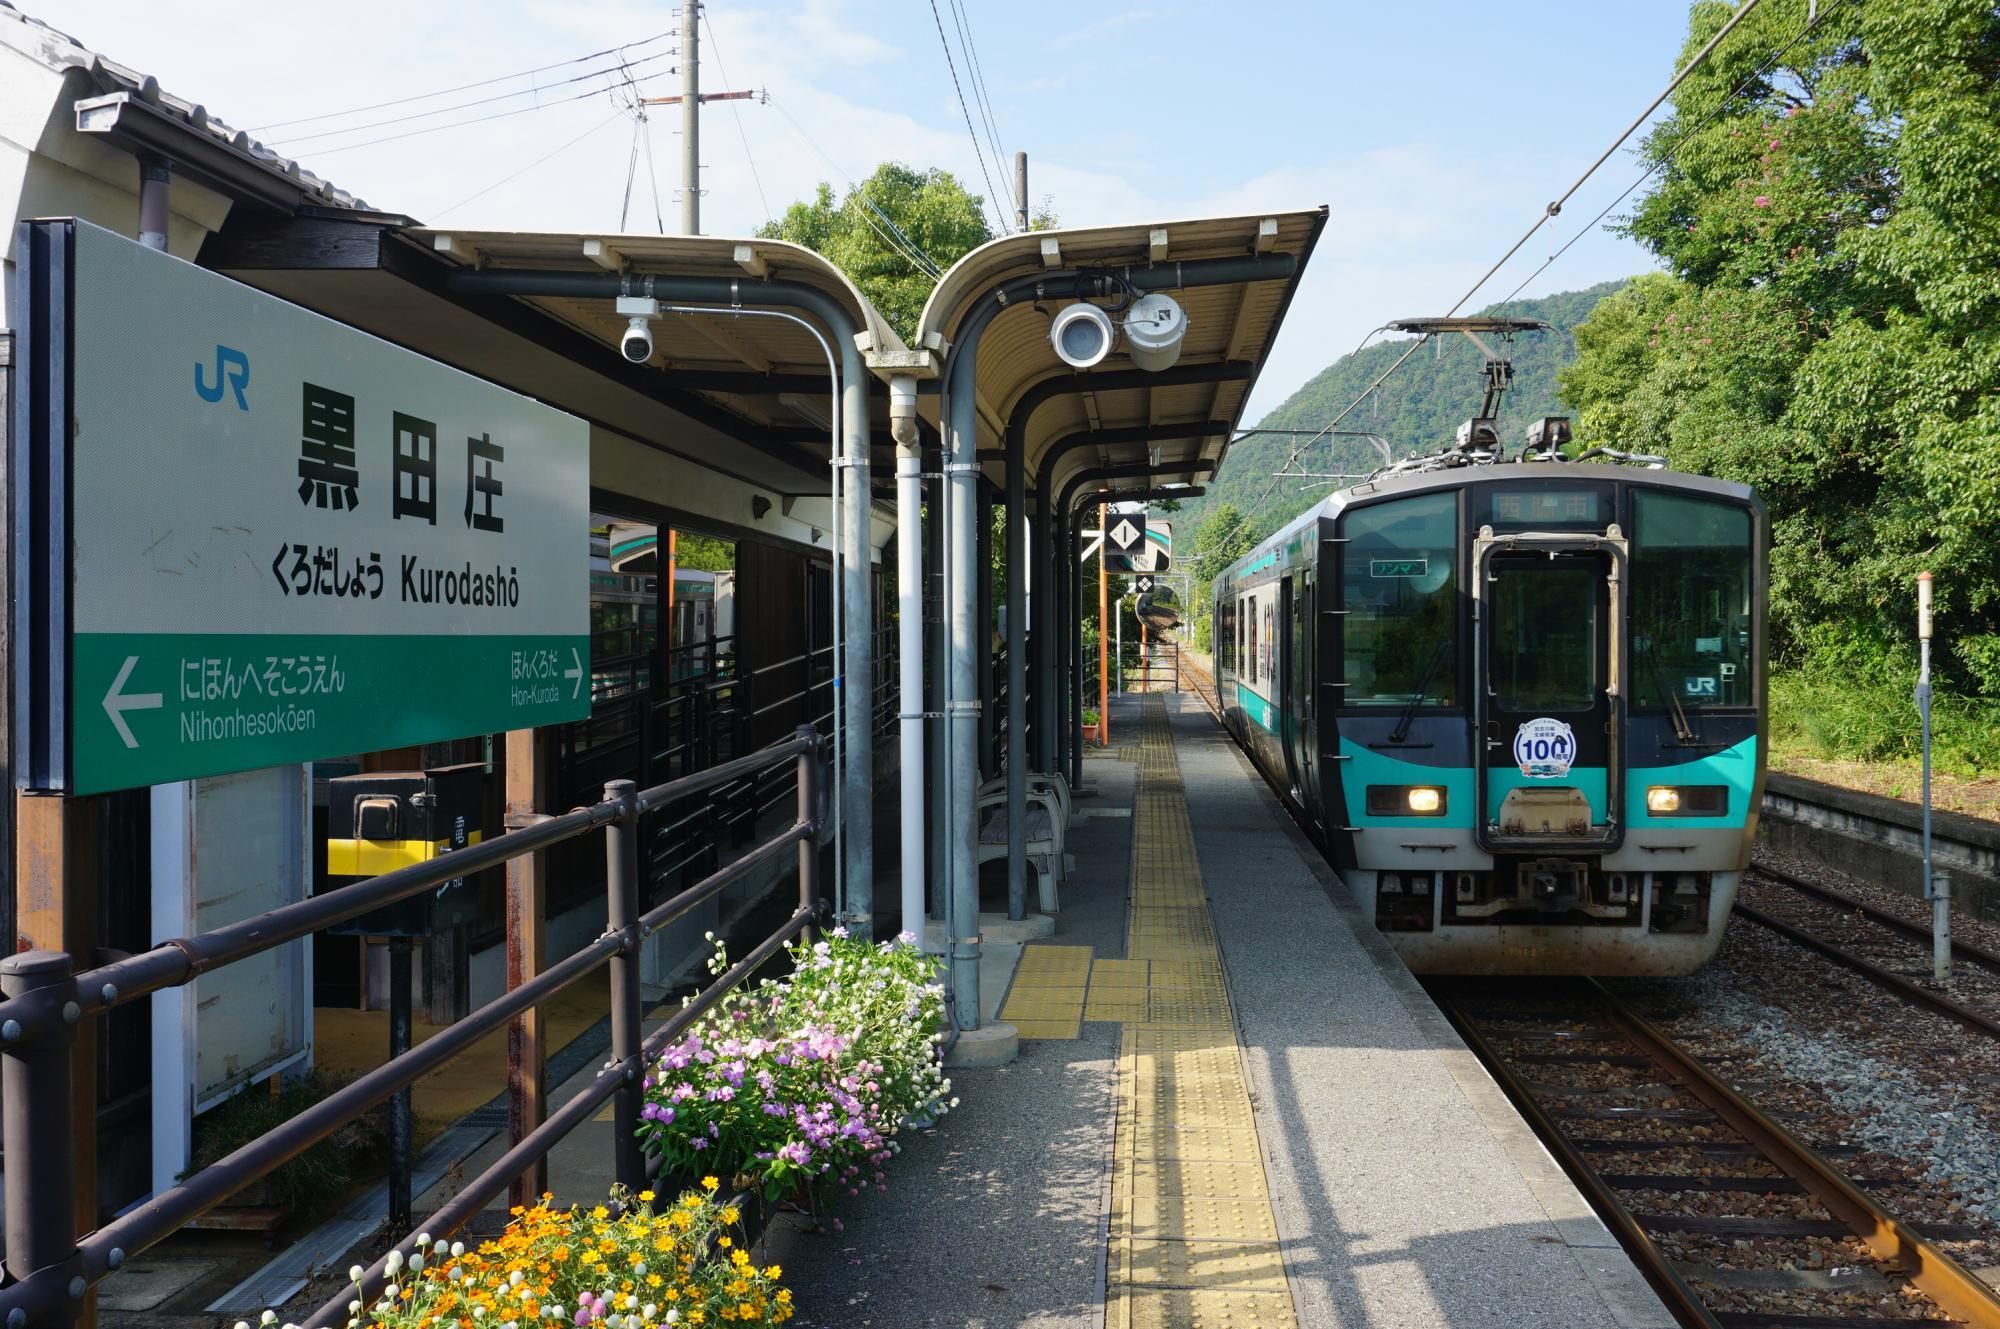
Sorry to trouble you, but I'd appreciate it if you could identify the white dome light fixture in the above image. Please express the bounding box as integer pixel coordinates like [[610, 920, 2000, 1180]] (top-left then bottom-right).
[[1050, 301, 1116, 369], [1122, 292, 1187, 372]]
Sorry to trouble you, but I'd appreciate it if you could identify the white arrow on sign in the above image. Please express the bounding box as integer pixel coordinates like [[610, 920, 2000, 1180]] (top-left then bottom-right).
[[1109, 518, 1141, 550], [103, 655, 163, 749], [566, 647, 584, 700]]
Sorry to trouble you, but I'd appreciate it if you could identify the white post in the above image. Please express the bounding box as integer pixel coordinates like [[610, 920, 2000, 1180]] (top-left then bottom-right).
[[890, 376, 926, 940], [1918, 571, 1945, 981]]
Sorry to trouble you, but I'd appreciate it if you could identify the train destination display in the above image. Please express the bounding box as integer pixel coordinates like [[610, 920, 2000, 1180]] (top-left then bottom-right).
[[17, 221, 591, 795]]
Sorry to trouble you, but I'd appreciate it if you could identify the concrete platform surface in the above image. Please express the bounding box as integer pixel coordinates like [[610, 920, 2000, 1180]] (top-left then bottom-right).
[[765, 692, 1674, 1328]]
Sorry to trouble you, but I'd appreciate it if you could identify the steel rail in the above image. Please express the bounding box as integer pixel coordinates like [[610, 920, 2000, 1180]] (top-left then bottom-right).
[[1431, 988, 1718, 1328], [1432, 980, 2000, 1329], [1602, 986, 2000, 1328], [1750, 861, 2000, 975], [1734, 899, 2000, 1042]]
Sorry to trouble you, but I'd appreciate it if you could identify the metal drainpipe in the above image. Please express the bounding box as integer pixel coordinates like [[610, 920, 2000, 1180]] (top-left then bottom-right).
[[888, 377, 925, 941], [927, 441, 950, 928], [936, 252, 1297, 1012], [1004, 413, 1028, 920], [137, 154, 171, 252], [445, 267, 876, 937], [945, 365, 984, 1027]]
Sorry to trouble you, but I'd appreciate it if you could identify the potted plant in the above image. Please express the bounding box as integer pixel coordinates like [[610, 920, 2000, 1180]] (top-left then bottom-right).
[[1081, 707, 1103, 745]]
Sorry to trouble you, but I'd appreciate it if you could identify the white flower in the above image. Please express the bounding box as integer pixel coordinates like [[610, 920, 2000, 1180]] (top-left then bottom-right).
[[350, 1266, 366, 1285], [408, 1253, 424, 1273], [510, 1271, 526, 1288], [416, 1232, 432, 1246], [348, 1302, 361, 1315], [385, 1251, 404, 1275], [235, 1320, 250, 1329], [384, 1285, 401, 1301], [634, 1263, 647, 1278], [451, 1241, 467, 1259], [261, 1311, 279, 1325], [544, 1305, 565, 1321]]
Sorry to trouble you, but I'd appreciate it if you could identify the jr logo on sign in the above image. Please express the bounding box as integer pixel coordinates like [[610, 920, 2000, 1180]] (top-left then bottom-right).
[[194, 345, 250, 411], [1513, 717, 1576, 779]]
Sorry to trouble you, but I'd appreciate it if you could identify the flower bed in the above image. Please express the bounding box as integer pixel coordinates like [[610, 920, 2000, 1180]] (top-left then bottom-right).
[[638, 930, 953, 1216], [322, 1183, 789, 1329]]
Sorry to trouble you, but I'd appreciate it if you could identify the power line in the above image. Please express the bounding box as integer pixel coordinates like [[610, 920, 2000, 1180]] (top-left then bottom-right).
[[428, 110, 627, 221], [1248, 0, 1768, 508], [948, 0, 1008, 184], [701, 7, 773, 226], [1494, 0, 1846, 309], [250, 32, 676, 132], [306, 72, 672, 157], [925, 0, 1008, 233], [269, 50, 675, 147], [766, 95, 943, 278]]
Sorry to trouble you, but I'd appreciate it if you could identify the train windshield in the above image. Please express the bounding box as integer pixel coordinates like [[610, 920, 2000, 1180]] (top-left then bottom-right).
[[1341, 492, 1458, 706], [1631, 492, 1754, 709]]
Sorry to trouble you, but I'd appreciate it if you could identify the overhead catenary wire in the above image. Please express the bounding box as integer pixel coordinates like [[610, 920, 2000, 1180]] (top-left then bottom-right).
[[247, 30, 677, 132], [1494, 0, 1847, 309], [267, 50, 676, 147], [1250, 0, 1771, 511], [925, 0, 1009, 233]]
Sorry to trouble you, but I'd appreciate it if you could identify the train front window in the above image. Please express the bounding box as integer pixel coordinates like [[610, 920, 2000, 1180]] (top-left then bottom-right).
[[1632, 492, 1753, 709], [1340, 492, 1457, 707], [1491, 563, 1598, 712]]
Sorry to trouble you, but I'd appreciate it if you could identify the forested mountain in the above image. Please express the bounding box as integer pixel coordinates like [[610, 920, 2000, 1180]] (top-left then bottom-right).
[[1171, 280, 1626, 537]]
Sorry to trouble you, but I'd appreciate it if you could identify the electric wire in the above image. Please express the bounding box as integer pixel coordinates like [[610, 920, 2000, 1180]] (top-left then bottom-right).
[[247, 31, 677, 132], [1494, 0, 1845, 309], [948, 0, 1009, 191], [766, 96, 943, 278], [1250, 0, 1771, 509], [305, 73, 673, 157], [267, 50, 676, 147], [925, 0, 1009, 233], [700, 7, 773, 226], [427, 110, 627, 221]]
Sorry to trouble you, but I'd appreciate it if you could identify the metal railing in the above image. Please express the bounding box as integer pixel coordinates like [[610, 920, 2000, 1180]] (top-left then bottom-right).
[[0, 729, 828, 1329]]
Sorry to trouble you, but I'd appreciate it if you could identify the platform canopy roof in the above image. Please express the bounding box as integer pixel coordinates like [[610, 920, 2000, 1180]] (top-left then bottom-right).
[[410, 227, 908, 422], [910, 207, 1328, 508]]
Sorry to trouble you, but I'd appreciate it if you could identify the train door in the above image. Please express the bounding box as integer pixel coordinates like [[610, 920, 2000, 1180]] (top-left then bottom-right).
[[1278, 577, 1302, 801], [1296, 575, 1320, 824], [1476, 545, 1622, 850]]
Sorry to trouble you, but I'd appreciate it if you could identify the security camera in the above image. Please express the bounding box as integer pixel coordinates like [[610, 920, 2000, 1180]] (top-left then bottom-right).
[[1050, 301, 1115, 369], [615, 295, 660, 364]]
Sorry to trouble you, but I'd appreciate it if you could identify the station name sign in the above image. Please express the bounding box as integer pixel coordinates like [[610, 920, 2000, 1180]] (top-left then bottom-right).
[[13, 220, 591, 795]]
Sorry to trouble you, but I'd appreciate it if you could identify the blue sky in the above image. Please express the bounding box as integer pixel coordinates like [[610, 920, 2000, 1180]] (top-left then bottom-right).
[[37, 0, 1696, 419]]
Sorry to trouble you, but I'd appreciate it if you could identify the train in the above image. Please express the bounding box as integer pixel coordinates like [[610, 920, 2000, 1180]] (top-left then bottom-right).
[[1212, 427, 1767, 976]]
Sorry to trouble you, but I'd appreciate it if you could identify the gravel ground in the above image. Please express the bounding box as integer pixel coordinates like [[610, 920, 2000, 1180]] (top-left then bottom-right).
[[1610, 877, 2000, 1249]]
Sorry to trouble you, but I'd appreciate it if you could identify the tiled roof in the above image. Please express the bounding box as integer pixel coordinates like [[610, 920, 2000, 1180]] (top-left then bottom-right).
[[1, 0, 375, 212]]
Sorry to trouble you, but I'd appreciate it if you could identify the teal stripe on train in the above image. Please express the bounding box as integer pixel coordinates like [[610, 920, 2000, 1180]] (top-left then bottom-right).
[[1235, 682, 1278, 733], [1342, 734, 1758, 831]]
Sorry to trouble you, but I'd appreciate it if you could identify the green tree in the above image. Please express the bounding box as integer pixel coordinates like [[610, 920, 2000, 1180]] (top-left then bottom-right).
[[1560, 0, 2000, 766], [757, 163, 993, 344]]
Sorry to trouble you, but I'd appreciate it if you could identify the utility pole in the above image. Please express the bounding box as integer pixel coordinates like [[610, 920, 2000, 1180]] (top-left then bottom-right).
[[1015, 150, 1029, 232], [680, 1, 699, 233], [638, 5, 765, 237]]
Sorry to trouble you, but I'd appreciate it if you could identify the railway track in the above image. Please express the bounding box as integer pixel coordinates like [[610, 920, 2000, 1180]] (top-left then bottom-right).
[[1173, 639, 1222, 719], [1433, 979, 2000, 1328], [1736, 864, 2000, 1043]]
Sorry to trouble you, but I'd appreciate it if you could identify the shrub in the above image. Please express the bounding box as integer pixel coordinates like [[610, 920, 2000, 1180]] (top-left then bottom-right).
[[321, 1184, 790, 1329], [638, 932, 951, 1212], [189, 1071, 385, 1216]]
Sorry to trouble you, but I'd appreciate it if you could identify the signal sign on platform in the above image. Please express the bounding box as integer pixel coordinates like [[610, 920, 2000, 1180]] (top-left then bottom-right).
[[1135, 575, 1156, 593], [1107, 519, 1172, 573], [14, 220, 591, 795]]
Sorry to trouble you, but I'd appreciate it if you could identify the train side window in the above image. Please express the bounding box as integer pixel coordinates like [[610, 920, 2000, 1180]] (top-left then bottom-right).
[[1339, 492, 1458, 707], [1245, 595, 1259, 686], [1632, 492, 1753, 709]]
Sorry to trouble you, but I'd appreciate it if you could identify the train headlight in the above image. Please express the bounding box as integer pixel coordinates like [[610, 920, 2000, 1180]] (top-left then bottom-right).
[[1366, 785, 1447, 816], [1646, 785, 1727, 816]]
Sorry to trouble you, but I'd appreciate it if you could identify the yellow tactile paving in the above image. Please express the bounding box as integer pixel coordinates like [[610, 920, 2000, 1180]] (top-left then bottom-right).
[[1100, 695, 1298, 1327]]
